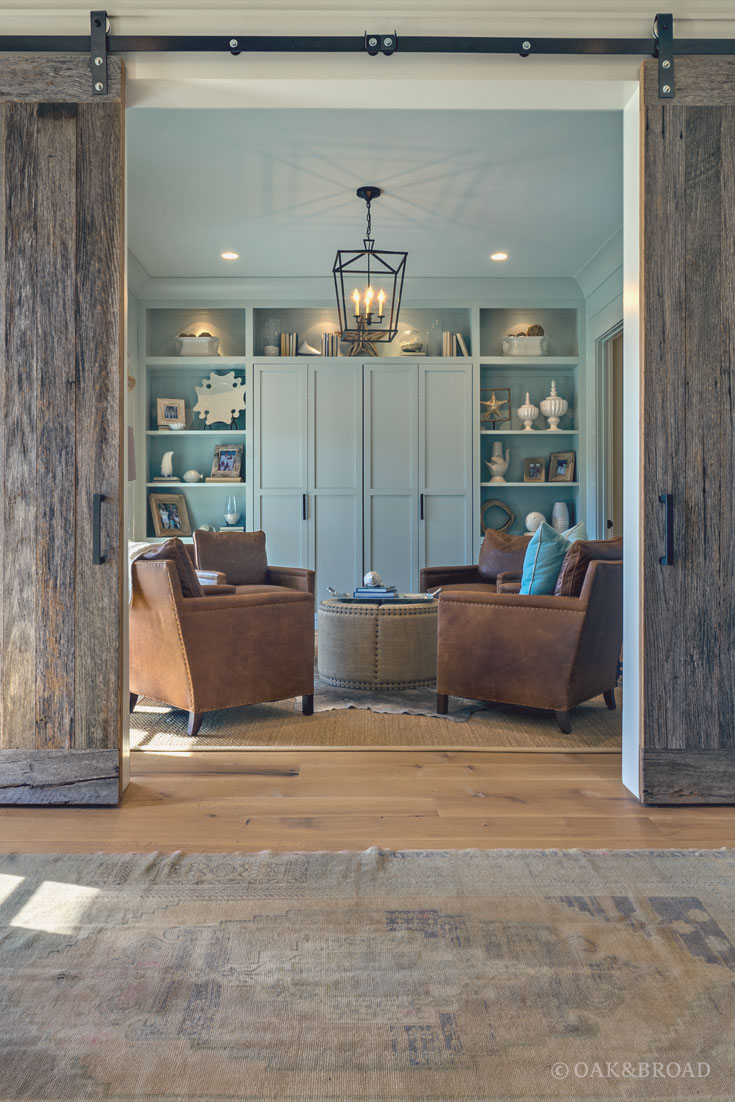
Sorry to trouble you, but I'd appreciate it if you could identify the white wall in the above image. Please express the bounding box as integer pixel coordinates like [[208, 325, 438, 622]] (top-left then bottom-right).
[[576, 227, 624, 536], [621, 89, 641, 799]]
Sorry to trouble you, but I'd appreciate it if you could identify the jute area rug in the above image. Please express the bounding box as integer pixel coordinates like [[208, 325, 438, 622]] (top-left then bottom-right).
[[130, 685, 622, 753], [1, 849, 732, 1101]]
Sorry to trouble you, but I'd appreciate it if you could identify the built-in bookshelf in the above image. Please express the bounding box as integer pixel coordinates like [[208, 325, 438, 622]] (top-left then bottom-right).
[[251, 307, 472, 358], [132, 296, 588, 552], [137, 307, 249, 541], [477, 306, 582, 537]]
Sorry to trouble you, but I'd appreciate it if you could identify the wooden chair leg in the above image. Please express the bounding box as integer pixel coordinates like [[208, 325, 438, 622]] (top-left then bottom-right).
[[603, 689, 617, 710], [129, 692, 140, 713], [302, 694, 314, 716], [436, 693, 449, 715], [187, 711, 204, 737], [555, 710, 572, 734]]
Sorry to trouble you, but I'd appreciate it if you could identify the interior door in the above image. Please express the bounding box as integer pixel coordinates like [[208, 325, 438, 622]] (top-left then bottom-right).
[[363, 361, 419, 593], [309, 361, 362, 603], [0, 58, 125, 805], [419, 361, 473, 569], [253, 362, 309, 567], [640, 57, 735, 803]]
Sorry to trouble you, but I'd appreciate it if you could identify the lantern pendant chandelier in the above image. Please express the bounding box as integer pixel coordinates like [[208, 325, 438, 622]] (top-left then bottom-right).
[[333, 186, 408, 357]]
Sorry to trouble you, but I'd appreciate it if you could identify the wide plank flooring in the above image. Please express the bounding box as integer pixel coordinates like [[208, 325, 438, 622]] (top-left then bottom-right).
[[2, 749, 735, 851]]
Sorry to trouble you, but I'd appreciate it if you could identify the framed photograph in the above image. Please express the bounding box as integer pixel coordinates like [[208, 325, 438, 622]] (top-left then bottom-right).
[[211, 443, 243, 479], [149, 493, 192, 537], [523, 457, 546, 483], [549, 451, 576, 483], [480, 388, 511, 428], [156, 398, 186, 429]]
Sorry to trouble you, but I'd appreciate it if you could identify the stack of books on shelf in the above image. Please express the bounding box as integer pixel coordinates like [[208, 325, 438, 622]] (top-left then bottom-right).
[[321, 332, 341, 356], [442, 332, 470, 357], [280, 332, 298, 356], [352, 584, 398, 600], [152, 475, 180, 483]]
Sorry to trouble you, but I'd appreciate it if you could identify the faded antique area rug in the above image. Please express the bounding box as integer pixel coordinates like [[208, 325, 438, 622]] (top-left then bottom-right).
[[1, 849, 732, 1101], [130, 685, 622, 753]]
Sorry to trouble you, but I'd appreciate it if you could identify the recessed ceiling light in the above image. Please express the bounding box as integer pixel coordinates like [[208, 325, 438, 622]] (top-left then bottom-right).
[[490, 251, 509, 262], [221, 251, 239, 261]]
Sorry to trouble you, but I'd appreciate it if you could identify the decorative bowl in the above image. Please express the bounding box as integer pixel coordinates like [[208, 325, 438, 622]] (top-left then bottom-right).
[[502, 334, 548, 356], [174, 334, 220, 356]]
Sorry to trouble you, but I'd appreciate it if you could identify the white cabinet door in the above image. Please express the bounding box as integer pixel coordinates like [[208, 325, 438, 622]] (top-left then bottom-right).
[[419, 361, 474, 569], [363, 362, 419, 593], [309, 362, 363, 603], [253, 363, 309, 567]]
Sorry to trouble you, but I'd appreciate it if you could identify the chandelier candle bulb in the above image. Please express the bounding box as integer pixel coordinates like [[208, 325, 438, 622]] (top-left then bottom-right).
[[378, 289, 386, 317], [352, 289, 360, 318]]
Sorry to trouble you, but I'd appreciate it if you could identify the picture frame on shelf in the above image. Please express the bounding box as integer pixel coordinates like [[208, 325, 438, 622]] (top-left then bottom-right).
[[210, 443, 243, 479], [523, 457, 546, 483], [480, 388, 511, 429], [149, 493, 192, 537], [549, 451, 576, 482], [156, 398, 186, 429]]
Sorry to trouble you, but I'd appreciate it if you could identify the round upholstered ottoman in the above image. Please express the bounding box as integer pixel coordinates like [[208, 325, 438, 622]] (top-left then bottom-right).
[[317, 598, 438, 690]]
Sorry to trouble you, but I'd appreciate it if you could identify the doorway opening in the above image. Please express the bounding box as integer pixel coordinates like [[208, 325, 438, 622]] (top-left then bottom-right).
[[126, 104, 624, 759]]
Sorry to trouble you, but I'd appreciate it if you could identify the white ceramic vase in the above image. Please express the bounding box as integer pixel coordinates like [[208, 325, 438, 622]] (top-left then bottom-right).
[[485, 441, 510, 483], [551, 501, 570, 533], [516, 392, 539, 431], [540, 380, 568, 431]]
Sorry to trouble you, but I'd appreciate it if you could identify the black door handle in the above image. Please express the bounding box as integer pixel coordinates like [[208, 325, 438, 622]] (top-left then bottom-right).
[[92, 493, 106, 565], [420, 493, 425, 520], [302, 493, 307, 520], [659, 493, 674, 565]]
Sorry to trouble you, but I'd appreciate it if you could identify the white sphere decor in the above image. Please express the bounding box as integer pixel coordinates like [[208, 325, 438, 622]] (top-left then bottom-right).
[[525, 511, 545, 533], [363, 571, 383, 587], [182, 469, 203, 483]]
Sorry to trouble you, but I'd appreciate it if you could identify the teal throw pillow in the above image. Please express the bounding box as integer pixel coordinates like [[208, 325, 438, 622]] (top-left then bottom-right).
[[520, 522, 571, 595], [562, 521, 588, 543]]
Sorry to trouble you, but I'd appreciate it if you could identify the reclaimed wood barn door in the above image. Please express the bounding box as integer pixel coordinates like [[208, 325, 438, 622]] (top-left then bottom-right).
[[0, 58, 125, 804], [640, 58, 735, 803]]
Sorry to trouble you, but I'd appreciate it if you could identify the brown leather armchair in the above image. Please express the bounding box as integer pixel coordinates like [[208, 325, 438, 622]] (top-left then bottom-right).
[[420, 530, 531, 596], [436, 559, 622, 732], [130, 557, 314, 735], [193, 530, 314, 600]]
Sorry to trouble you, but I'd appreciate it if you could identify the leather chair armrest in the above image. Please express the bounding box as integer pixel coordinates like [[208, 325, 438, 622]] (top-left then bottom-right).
[[201, 583, 237, 596], [195, 569, 227, 586], [267, 565, 315, 594], [495, 570, 522, 595], [419, 564, 482, 592], [439, 589, 586, 613]]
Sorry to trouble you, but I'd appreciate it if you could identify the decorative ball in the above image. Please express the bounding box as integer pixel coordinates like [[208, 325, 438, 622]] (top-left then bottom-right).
[[527, 323, 545, 336], [525, 511, 545, 533], [182, 469, 203, 483], [363, 570, 383, 588], [398, 328, 424, 353]]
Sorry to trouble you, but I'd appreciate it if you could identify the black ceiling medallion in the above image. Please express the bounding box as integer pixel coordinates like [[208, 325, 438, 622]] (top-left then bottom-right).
[[332, 186, 408, 357]]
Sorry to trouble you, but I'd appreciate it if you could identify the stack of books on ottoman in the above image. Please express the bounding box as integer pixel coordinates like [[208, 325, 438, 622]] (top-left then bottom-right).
[[352, 583, 398, 601]]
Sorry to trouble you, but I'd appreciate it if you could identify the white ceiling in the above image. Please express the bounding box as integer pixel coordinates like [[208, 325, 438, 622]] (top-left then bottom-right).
[[127, 108, 622, 280]]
